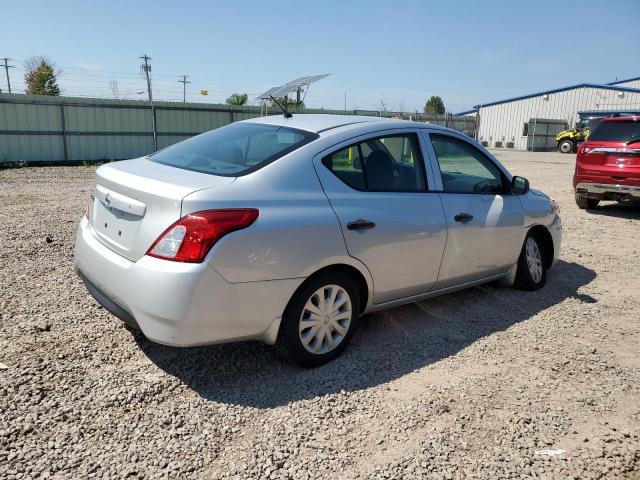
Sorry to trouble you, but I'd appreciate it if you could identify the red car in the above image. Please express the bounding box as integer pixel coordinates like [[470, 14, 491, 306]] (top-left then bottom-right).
[[574, 116, 640, 209]]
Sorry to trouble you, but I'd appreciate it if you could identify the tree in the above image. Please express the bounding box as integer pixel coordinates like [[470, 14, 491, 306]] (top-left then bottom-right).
[[24, 56, 61, 96], [378, 96, 389, 112], [109, 80, 120, 99], [424, 96, 445, 115], [226, 93, 248, 106]]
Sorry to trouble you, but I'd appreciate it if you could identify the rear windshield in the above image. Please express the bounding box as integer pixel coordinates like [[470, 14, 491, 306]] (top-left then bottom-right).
[[589, 120, 640, 142], [151, 123, 318, 176]]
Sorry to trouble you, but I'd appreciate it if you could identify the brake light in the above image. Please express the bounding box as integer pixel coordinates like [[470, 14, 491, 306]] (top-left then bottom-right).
[[147, 209, 259, 263]]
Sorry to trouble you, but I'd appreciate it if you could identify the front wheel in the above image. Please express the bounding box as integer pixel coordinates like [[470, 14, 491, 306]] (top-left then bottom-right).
[[514, 233, 547, 291], [276, 272, 360, 367], [558, 139, 574, 154]]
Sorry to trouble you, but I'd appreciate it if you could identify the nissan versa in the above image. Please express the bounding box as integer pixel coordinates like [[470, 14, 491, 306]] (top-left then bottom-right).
[[75, 114, 562, 367]]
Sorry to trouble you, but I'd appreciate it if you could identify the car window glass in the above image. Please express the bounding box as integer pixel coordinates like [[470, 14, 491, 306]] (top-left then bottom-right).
[[151, 123, 317, 176], [322, 145, 365, 190], [430, 134, 503, 194], [588, 120, 640, 142], [364, 134, 425, 191], [360, 142, 373, 158], [363, 134, 425, 192], [324, 134, 426, 192]]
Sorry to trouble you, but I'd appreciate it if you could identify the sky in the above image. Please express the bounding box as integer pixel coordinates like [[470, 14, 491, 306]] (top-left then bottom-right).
[[1, 0, 639, 113]]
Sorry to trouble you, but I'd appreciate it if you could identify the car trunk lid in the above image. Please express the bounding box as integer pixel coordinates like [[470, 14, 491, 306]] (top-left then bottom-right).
[[580, 117, 640, 179], [90, 158, 234, 261], [579, 142, 640, 180]]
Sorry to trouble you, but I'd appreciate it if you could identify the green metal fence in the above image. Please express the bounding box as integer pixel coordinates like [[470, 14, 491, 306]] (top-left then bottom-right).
[[0, 93, 476, 163]]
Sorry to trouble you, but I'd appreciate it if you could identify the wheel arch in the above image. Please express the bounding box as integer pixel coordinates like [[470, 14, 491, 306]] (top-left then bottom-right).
[[291, 263, 371, 316]]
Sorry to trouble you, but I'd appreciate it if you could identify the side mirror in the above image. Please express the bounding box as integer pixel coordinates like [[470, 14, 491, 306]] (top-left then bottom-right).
[[511, 176, 529, 195]]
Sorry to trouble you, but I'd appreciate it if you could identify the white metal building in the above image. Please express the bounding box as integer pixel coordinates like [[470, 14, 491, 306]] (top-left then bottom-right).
[[455, 76, 640, 151]]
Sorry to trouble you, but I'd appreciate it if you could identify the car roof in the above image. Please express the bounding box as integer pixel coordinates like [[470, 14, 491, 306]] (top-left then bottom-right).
[[603, 116, 640, 122], [239, 113, 428, 134]]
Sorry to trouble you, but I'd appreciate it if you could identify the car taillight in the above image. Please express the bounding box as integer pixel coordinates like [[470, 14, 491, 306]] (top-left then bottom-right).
[[147, 209, 259, 263], [85, 192, 94, 221]]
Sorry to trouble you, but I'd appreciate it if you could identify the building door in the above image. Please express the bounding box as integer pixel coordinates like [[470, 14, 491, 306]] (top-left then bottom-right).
[[526, 118, 568, 151]]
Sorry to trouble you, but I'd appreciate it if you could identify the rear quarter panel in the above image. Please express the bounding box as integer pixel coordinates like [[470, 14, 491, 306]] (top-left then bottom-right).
[[181, 145, 369, 284]]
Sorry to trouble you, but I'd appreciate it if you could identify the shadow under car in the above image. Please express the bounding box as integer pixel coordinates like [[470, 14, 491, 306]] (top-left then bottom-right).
[[132, 260, 596, 409]]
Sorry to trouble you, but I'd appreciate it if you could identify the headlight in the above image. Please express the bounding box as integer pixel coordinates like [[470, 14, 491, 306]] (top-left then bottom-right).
[[550, 198, 560, 214]]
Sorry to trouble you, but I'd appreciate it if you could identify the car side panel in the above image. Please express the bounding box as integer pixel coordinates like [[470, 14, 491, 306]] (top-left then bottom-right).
[[435, 193, 525, 287]]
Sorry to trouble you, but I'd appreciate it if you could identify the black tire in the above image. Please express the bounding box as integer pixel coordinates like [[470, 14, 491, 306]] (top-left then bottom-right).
[[276, 272, 360, 368], [514, 232, 547, 291], [558, 139, 574, 154], [575, 192, 599, 209]]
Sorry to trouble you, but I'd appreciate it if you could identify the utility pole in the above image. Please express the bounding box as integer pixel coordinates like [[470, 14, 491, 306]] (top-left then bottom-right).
[[140, 54, 157, 150], [178, 75, 190, 103], [1, 58, 15, 93]]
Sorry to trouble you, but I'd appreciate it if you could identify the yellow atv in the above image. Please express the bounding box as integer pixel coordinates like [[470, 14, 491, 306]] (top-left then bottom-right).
[[555, 115, 603, 153], [555, 128, 588, 153]]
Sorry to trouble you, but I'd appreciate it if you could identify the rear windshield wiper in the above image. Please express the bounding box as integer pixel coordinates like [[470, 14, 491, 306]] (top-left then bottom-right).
[[625, 138, 640, 145]]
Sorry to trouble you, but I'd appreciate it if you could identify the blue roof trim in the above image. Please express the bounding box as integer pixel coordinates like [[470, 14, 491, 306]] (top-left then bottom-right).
[[608, 76, 640, 85], [578, 109, 640, 116], [457, 83, 640, 113], [454, 108, 476, 115]]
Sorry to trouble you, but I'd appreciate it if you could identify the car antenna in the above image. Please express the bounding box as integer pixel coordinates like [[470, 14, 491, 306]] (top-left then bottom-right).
[[270, 95, 292, 118]]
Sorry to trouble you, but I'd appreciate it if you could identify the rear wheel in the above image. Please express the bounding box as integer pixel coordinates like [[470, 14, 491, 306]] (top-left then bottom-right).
[[514, 233, 547, 291], [575, 192, 599, 209], [558, 139, 574, 154], [276, 272, 360, 367]]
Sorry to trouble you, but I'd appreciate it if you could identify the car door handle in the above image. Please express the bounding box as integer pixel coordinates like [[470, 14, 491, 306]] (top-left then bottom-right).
[[454, 212, 474, 223], [347, 219, 376, 231]]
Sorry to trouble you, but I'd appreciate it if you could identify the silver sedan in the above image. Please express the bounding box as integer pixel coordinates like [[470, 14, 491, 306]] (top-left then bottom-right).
[[75, 114, 562, 367]]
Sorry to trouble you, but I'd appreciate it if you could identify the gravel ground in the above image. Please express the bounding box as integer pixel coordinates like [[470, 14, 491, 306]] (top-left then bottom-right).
[[1, 150, 639, 479]]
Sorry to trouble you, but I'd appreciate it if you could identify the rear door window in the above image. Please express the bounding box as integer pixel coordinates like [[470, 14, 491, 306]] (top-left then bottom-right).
[[589, 120, 640, 142], [322, 133, 426, 192], [151, 123, 318, 176]]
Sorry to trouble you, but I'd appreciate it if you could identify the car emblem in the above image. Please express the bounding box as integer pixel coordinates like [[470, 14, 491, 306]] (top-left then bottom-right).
[[105, 193, 111, 206]]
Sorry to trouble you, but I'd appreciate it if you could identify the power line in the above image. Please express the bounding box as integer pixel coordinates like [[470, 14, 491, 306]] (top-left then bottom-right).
[[4, 56, 400, 110], [1, 57, 15, 93], [178, 75, 191, 103]]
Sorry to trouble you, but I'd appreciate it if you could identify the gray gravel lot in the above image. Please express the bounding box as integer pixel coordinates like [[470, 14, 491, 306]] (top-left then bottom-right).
[[1, 150, 639, 479]]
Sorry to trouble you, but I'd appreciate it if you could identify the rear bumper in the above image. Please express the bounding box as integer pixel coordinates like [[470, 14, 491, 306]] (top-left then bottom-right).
[[77, 270, 139, 329], [575, 182, 640, 201], [74, 217, 301, 346]]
